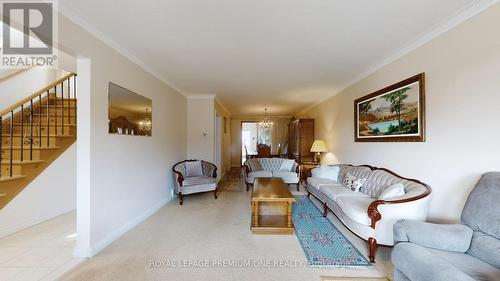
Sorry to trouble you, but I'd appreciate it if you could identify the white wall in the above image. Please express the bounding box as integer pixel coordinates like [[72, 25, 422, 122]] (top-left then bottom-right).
[[0, 68, 66, 111], [55, 14, 187, 256], [187, 97, 215, 162], [214, 99, 232, 177], [0, 144, 76, 238], [298, 3, 500, 223]]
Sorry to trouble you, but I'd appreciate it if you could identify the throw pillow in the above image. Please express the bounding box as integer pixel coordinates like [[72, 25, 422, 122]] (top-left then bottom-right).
[[247, 158, 263, 171], [319, 165, 340, 181], [185, 161, 203, 177], [279, 159, 295, 171], [342, 173, 366, 192], [350, 178, 367, 192], [342, 173, 356, 189], [378, 183, 405, 200]]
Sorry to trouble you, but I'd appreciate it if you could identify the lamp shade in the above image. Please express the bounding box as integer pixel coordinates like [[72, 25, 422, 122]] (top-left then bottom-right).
[[310, 140, 328, 153]]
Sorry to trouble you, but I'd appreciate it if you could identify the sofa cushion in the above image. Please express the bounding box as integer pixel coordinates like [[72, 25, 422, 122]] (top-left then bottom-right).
[[467, 231, 500, 269], [378, 183, 405, 200], [247, 170, 273, 183], [272, 171, 299, 184], [427, 246, 500, 281], [392, 242, 479, 281], [183, 176, 216, 186], [319, 184, 370, 201], [185, 161, 203, 177], [335, 196, 375, 226], [312, 165, 340, 181], [307, 177, 337, 191], [461, 172, 500, 268]]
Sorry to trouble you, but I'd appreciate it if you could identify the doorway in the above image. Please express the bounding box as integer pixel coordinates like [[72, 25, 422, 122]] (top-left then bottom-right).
[[241, 122, 258, 165]]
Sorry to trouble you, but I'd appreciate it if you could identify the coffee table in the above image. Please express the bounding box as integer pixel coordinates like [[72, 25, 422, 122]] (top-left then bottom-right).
[[251, 178, 296, 234]]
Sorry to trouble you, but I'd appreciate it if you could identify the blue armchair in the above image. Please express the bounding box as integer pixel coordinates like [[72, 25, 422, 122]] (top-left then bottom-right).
[[391, 172, 500, 281]]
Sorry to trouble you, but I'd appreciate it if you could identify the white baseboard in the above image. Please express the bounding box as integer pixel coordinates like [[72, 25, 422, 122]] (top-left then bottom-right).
[[74, 196, 171, 258]]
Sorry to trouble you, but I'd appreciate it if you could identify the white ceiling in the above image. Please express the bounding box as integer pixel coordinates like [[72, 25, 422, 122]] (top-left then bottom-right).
[[60, 0, 494, 116]]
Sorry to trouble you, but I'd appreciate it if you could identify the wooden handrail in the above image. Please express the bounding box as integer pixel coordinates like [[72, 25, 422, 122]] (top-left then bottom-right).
[[0, 72, 76, 117]]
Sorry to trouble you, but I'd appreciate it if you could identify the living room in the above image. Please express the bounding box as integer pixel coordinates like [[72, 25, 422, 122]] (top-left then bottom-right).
[[0, 1, 499, 281]]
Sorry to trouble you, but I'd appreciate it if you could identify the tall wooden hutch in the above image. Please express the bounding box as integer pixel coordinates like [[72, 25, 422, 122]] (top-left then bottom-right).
[[288, 118, 315, 164]]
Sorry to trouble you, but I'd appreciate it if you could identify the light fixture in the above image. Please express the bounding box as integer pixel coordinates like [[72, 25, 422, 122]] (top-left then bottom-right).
[[310, 140, 328, 163], [138, 108, 152, 134], [258, 108, 274, 130]]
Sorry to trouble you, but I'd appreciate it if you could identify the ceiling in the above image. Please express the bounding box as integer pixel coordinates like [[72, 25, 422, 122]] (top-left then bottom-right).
[[60, 0, 491, 116]]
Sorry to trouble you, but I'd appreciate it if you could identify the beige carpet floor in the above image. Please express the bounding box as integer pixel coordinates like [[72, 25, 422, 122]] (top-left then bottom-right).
[[62, 178, 393, 281]]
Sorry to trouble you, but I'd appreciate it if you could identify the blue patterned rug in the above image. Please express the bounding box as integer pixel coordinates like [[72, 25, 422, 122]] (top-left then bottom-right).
[[292, 195, 371, 267]]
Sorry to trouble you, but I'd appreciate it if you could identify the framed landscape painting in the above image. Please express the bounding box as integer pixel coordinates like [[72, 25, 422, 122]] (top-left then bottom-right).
[[354, 73, 425, 142]]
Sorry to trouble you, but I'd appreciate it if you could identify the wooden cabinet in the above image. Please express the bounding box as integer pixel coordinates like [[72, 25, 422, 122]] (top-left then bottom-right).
[[287, 119, 314, 164]]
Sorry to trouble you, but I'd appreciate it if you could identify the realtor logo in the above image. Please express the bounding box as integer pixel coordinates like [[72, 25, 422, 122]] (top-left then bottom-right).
[[1, 1, 58, 68]]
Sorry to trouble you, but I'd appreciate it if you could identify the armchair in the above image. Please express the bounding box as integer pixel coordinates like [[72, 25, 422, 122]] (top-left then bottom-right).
[[392, 172, 500, 281], [172, 160, 218, 205]]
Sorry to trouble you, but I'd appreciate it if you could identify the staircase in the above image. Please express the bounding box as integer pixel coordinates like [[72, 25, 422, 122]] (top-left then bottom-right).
[[0, 73, 77, 209]]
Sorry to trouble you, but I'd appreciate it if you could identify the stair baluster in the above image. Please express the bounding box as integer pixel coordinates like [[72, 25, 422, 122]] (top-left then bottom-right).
[[38, 94, 42, 147], [20, 105, 24, 161], [9, 111, 13, 177], [30, 100, 33, 160], [46, 91, 50, 146], [54, 86, 58, 135], [61, 82, 65, 135], [74, 75, 77, 124], [67, 78, 71, 127]]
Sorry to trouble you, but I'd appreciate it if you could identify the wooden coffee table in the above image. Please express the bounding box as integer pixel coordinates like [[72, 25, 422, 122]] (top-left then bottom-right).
[[251, 178, 296, 234]]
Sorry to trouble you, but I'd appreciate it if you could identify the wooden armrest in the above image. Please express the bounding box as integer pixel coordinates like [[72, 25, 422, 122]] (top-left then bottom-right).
[[367, 191, 431, 229]]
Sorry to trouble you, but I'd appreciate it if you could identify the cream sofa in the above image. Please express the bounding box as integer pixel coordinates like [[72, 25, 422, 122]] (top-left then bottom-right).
[[306, 164, 431, 263], [243, 158, 300, 191]]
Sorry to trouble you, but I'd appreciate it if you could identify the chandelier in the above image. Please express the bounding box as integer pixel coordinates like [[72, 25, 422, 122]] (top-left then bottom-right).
[[138, 108, 152, 134], [259, 108, 273, 130]]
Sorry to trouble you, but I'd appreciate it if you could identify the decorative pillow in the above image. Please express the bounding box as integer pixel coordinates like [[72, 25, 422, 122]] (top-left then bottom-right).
[[279, 159, 295, 171], [319, 165, 340, 181], [247, 158, 263, 171], [342, 173, 366, 192], [185, 161, 203, 177], [350, 178, 367, 192], [378, 183, 405, 200], [342, 174, 356, 189]]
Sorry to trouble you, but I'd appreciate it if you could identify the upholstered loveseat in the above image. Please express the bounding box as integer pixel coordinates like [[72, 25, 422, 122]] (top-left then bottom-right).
[[392, 172, 500, 281], [172, 160, 218, 205], [243, 158, 300, 191], [306, 164, 431, 263]]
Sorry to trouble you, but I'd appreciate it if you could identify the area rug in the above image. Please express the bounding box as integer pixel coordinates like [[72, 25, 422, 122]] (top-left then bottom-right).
[[218, 167, 244, 191], [320, 277, 388, 281], [292, 195, 371, 267]]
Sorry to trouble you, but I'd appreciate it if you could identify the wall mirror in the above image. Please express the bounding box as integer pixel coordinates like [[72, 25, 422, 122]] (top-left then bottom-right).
[[108, 82, 152, 136]]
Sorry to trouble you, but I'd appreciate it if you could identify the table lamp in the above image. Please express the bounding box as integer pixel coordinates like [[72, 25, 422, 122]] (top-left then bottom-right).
[[310, 140, 328, 164]]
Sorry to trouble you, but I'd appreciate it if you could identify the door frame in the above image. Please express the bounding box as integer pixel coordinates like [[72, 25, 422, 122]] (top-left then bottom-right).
[[240, 121, 259, 166]]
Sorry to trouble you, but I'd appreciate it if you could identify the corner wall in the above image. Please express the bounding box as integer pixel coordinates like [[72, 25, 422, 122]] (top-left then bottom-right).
[[187, 97, 215, 162], [215, 100, 232, 177], [297, 4, 500, 222], [57, 13, 188, 256]]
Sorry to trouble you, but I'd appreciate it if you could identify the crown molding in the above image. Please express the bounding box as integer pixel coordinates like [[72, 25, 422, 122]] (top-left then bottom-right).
[[214, 98, 232, 117], [187, 94, 216, 99], [297, 0, 499, 116], [232, 115, 293, 119], [57, 3, 188, 98]]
